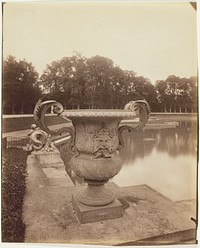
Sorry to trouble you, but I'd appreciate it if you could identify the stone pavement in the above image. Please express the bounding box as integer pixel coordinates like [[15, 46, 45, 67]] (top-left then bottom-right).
[[23, 154, 197, 245]]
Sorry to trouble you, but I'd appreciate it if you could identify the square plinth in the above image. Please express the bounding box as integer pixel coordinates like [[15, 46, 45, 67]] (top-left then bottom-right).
[[72, 195, 123, 224]]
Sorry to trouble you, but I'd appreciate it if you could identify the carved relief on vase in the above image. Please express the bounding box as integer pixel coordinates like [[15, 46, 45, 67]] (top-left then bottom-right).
[[93, 127, 117, 158], [72, 119, 120, 156]]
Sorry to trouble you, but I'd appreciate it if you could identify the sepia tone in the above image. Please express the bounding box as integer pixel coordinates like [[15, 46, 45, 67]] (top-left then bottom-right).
[[1, 1, 198, 246]]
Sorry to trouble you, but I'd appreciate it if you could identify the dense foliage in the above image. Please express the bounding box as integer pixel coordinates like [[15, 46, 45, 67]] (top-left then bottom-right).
[[155, 75, 197, 113], [3, 56, 41, 114], [2, 148, 28, 242], [2, 54, 198, 113], [40, 54, 158, 110]]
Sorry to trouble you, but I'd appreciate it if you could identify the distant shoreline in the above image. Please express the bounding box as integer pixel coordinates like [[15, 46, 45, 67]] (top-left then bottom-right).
[[2, 112, 197, 135]]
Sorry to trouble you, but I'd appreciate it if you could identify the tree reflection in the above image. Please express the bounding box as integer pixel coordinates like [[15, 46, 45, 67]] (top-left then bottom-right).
[[120, 129, 157, 165], [156, 125, 197, 157], [120, 121, 197, 165]]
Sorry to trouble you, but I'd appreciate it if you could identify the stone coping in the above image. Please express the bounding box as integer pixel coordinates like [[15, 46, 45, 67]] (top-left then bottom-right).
[[61, 109, 136, 119], [3, 112, 198, 119]]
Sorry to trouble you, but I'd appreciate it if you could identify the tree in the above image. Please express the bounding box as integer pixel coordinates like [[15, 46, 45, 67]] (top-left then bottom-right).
[[86, 57, 157, 109], [86, 55, 119, 108], [155, 75, 195, 113], [155, 80, 168, 112], [3, 56, 40, 114], [188, 76, 198, 112], [175, 77, 191, 113], [40, 54, 157, 110], [40, 53, 88, 109], [124, 71, 158, 111]]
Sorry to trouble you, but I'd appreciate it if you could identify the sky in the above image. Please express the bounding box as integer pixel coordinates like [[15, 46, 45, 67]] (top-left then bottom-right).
[[2, 1, 198, 84]]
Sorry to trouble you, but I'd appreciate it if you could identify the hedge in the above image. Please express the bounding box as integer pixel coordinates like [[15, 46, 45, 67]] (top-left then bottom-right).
[[2, 148, 28, 242]]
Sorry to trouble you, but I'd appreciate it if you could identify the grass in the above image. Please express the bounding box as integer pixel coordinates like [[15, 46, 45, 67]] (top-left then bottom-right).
[[2, 115, 68, 133], [1, 148, 28, 242]]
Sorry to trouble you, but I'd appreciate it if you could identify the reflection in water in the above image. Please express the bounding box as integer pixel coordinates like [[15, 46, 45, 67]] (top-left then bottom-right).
[[60, 120, 197, 201], [156, 128, 197, 157], [113, 121, 197, 201], [120, 123, 197, 166], [119, 130, 156, 165]]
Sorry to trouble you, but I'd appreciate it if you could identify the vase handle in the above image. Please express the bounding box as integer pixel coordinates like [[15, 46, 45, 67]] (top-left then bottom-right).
[[33, 99, 76, 154], [118, 100, 150, 149]]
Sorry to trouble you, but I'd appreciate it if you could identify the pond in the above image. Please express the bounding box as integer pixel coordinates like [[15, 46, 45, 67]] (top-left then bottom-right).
[[112, 122, 197, 201], [62, 120, 197, 202]]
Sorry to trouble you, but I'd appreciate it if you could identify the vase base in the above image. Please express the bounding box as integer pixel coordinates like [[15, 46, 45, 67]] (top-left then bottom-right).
[[72, 194, 123, 224], [76, 182, 115, 206]]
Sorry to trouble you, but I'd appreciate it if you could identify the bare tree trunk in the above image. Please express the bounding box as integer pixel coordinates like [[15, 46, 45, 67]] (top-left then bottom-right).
[[169, 105, 172, 113], [185, 106, 187, 113], [174, 105, 176, 113], [20, 103, 24, 114], [164, 104, 167, 112], [179, 106, 181, 113]]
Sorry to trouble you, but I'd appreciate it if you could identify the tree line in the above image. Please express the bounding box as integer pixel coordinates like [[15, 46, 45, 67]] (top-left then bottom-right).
[[3, 54, 197, 114]]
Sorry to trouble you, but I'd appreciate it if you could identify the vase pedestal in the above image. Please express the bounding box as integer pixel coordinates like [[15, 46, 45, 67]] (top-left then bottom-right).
[[72, 193, 123, 224], [77, 180, 115, 206]]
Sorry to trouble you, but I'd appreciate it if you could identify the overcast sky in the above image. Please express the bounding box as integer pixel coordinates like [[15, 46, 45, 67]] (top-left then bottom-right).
[[3, 1, 198, 83]]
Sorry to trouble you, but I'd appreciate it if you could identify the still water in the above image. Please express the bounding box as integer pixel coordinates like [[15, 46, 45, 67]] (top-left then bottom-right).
[[63, 121, 197, 202], [112, 123, 197, 201]]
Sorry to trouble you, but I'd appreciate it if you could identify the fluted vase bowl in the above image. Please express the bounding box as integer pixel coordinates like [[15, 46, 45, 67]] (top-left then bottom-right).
[[33, 100, 150, 207]]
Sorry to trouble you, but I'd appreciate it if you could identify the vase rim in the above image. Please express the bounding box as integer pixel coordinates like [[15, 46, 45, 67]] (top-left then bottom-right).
[[61, 109, 136, 118]]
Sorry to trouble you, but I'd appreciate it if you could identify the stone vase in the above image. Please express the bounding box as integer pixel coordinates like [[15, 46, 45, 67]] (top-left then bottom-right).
[[33, 100, 150, 208]]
